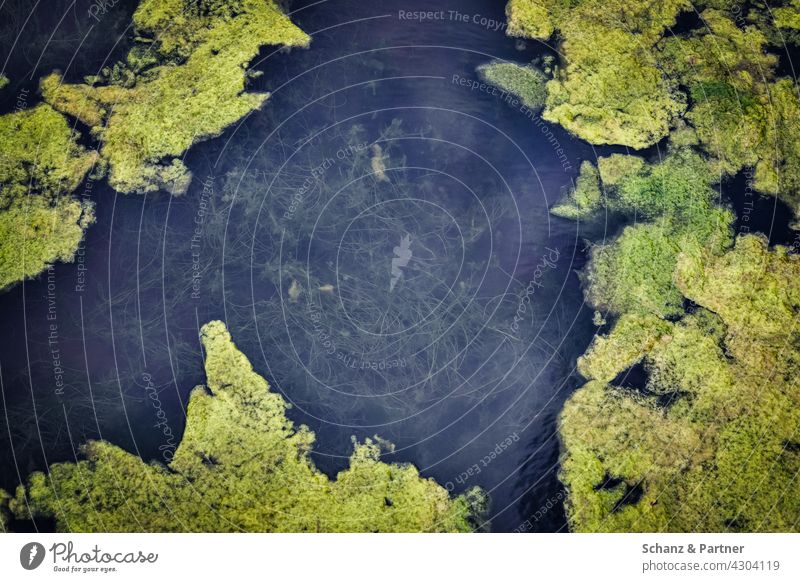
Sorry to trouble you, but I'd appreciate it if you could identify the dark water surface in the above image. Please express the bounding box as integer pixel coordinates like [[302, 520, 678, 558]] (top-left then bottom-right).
[[1, 0, 790, 532]]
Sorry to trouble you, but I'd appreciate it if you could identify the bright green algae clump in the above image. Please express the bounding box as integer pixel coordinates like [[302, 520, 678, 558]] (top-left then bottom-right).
[[560, 236, 800, 532], [477, 61, 547, 111], [0, 0, 309, 288], [10, 321, 485, 532], [500, 1, 800, 213], [550, 139, 800, 531], [0, 489, 9, 532], [0, 103, 97, 289], [504, 0, 690, 149], [523, 0, 800, 523], [41, 0, 310, 195]]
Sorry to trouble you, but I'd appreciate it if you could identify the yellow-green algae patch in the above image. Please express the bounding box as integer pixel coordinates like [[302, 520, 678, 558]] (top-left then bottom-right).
[[0, 103, 97, 289], [10, 321, 485, 532], [42, 0, 310, 195], [560, 237, 800, 531]]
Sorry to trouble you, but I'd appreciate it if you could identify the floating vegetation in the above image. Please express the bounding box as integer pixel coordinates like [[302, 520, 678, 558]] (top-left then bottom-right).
[[0, 102, 97, 289], [41, 0, 309, 195], [9, 321, 486, 532]]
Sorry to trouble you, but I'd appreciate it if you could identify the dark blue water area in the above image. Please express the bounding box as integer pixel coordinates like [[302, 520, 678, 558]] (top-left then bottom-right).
[[2, 0, 785, 533]]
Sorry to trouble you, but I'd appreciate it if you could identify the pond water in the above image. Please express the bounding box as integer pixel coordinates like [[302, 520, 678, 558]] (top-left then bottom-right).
[[2, 0, 790, 532]]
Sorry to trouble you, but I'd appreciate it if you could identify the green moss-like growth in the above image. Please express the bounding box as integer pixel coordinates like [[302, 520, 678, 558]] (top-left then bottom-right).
[[500, 0, 800, 196], [775, 1, 800, 30], [508, 0, 691, 148], [505, 0, 556, 39], [0, 75, 8, 90], [575, 149, 733, 317], [0, 104, 97, 289], [561, 238, 800, 531], [42, 0, 309, 195], [477, 61, 547, 111], [11, 321, 484, 532], [551, 160, 602, 220], [520, 0, 800, 534], [0, 488, 10, 532], [577, 313, 671, 384], [658, 9, 800, 212], [494, 0, 696, 147], [597, 154, 646, 187]]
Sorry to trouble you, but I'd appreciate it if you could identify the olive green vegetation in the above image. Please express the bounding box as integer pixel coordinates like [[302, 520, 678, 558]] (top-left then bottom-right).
[[503, 0, 800, 533], [477, 61, 547, 110], [0, 103, 97, 289], [500, 3, 800, 213], [554, 142, 800, 532], [551, 161, 601, 220], [660, 9, 800, 213], [0, 488, 9, 532], [559, 147, 733, 317], [0, 0, 308, 287], [505, 0, 554, 39], [10, 321, 485, 532], [41, 0, 309, 195], [774, 1, 800, 30], [560, 237, 800, 531], [503, 0, 689, 148]]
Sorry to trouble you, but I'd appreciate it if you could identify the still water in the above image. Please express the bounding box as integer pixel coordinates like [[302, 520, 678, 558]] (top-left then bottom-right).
[[0, 0, 609, 531]]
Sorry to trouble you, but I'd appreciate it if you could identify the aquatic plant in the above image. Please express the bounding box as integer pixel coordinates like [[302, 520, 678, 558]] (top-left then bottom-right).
[[0, 489, 9, 532], [0, 103, 97, 289], [555, 148, 734, 317], [550, 160, 601, 220], [42, 0, 309, 195], [560, 236, 800, 531], [477, 61, 547, 111], [527, 1, 800, 523], [502, 2, 800, 213], [503, 0, 690, 148], [658, 9, 800, 212], [10, 321, 485, 532]]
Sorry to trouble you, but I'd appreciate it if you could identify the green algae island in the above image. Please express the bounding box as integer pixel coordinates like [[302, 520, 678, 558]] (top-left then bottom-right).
[[496, 0, 800, 532], [41, 0, 309, 195], [3, 321, 484, 532], [0, 0, 309, 291], [0, 103, 97, 289]]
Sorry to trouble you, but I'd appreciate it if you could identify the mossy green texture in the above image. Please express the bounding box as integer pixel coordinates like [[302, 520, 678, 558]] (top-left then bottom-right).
[[659, 9, 800, 212], [775, 1, 800, 30], [0, 488, 9, 532], [570, 149, 733, 317], [11, 321, 484, 532], [42, 0, 309, 195], [477, 61, 547, 110], [0, 75, 8, 90], [0, 104, 97, 289], [505, 0, 555, 39], [502, 2, 800, 213], [541, 0, 690, 148], [577, 313, 671, 384], [551, 160, 601, 220], [561, 238, 800, 531]]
